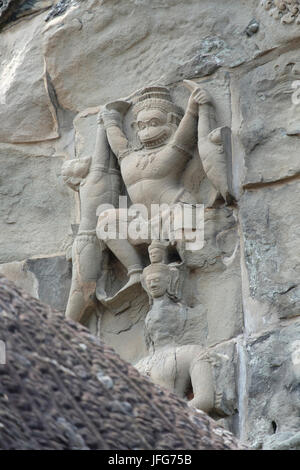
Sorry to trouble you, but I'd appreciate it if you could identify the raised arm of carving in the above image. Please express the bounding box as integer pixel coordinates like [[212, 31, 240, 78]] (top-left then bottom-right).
[[61, 120, 113, 192], [90, 120, 111, 170], [172, 84, 215, 153], [99, 101, 131, 160]]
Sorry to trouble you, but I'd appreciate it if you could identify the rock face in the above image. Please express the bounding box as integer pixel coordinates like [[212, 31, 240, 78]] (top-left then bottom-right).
[[0, 276, 245, 450], [0, 0, 299, 449], [245, 321, 300, 450]]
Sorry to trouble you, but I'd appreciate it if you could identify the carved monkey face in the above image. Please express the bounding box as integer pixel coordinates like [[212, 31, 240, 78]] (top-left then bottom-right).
[[136, 109, 172, 147], [145, 271, 170, 298]]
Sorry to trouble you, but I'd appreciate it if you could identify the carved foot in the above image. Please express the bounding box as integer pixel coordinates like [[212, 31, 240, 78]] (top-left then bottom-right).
[[96, 272, 142, 313], [119, 272, 141, 293]]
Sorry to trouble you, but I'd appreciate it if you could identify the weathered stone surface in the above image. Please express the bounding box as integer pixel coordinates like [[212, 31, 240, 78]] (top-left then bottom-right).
[[239, 181, 300, 328], [100, 284, 149, 364], [183, 208, 243, 346], [263, 431, 300, 450], [237, 52, 300, 186], [0, 256, 71, 312], [0, 260, 39, 298], [73, 107, 99, 160], [194, 257, 243, 346], [26, 256, 72, 312], [0, 0, 53, 29], [0, 0, 22, 28], [260, 1, 300, 26], [0, 13, 58, 143], [0, 148, 72, 262], [45, 0, 72, 22], [42, 0, 281, 113], [210, 341, 238, 420], [0, 0, 299, 450], [244, 320, 300, 449]]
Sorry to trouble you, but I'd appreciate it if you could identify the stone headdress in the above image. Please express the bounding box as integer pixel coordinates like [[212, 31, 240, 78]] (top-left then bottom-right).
[[142, 262, 171, 280], [148, 239, 169, 250], [148, 240, 169, 263], [132, 86, 183, 125]]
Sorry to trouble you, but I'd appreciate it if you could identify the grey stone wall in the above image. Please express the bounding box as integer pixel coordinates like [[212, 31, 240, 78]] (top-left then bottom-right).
[[0, 0, 299, 449]]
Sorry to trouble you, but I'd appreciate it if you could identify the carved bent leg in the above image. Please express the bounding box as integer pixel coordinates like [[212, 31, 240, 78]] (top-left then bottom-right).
[[97, 208, 144, 276], [65, 231, 103, 322], [96, 208, 145, 305], [105, 239, 143, 277], [188, 356, 214, 414]]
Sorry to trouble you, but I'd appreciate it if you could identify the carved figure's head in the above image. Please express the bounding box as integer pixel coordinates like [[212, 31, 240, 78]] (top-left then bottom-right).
[[148, 240, 169, 264], [143, 263, 171, 298], [132, 87, 183, 149], [61, 157, 91, 191]]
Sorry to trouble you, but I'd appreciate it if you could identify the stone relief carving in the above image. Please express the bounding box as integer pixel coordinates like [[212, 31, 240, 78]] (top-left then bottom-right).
[[61, 80, 236, 411], [93, 82, 234, 304], [1, 0, 299, 447], [184, 80, 233, 205], [61, 125, 121, 322], [261, 0, 300, 24]]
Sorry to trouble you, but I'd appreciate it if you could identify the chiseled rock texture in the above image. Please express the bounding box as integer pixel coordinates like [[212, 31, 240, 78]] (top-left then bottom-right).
[[245, 322, 300, 450], [0, 276, 245, 450], [0, 0, 299, 450]]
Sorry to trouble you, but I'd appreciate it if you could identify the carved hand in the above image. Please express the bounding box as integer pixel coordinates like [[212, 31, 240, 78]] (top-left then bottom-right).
[[189, 87, 212, 107], [98, 108, 121, 127], [98, 100, 131, 126]]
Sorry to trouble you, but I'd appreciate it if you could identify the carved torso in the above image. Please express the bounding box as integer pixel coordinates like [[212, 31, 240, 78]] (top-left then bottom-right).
[[144, 296, 187, 352], [120, 143, 196, 209]]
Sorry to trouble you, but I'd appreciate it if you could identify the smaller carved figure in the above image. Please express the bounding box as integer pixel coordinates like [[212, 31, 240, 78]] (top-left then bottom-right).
[[148, 240, 169, 264], [137, 262, 215, 414], [61, 124, 121, 322]]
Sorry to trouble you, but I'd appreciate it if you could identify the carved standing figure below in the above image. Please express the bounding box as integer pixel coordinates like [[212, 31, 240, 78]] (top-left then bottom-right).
[[136, 262, 215, 414]]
